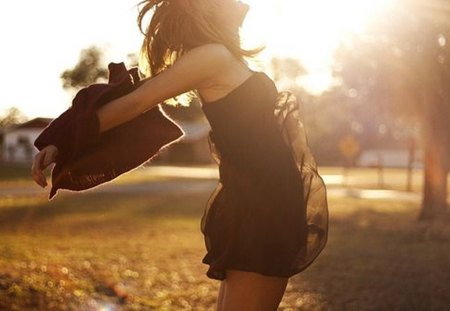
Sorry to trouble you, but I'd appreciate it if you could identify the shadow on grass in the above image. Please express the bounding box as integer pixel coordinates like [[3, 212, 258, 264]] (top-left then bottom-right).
[[0, 191, 210, 234], [1, 189, 449, 310], [285, 198, 450, 311], [0, 189, 215, 310], [0, 164, 35, 180]]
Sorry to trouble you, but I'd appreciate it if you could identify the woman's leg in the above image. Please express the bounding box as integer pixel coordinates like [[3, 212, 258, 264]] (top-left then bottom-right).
[[220, 269, 289, 311], [217, 280, 226, 311]]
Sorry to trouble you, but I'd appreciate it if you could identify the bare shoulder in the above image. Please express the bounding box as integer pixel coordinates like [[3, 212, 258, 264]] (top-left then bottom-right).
[[147, 43, 234, 87], [182, 43, 234, 74], [191, 45, 254, 103]]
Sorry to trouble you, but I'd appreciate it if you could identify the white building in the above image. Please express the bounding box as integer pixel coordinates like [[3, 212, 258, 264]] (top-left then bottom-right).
[[357, 148, 423, 168], [1, 117, 213, 165], [1, 118, 52, 163]]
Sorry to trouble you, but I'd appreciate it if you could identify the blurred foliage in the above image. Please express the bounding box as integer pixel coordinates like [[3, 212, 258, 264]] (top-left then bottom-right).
[[332, 0, 450, 219], [0, 107, 29, 146], [334, 0, 450, 157], [263, 1, 450, 219], [0, 107, 28, 129], [161, 99, 205, 122], [60, 47, 204, 122], [60, 46, 109, 91], [271, 57, 307, 81]]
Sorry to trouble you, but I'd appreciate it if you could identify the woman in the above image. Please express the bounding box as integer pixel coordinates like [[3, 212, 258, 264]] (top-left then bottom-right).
[[32, 1, 328, 310]]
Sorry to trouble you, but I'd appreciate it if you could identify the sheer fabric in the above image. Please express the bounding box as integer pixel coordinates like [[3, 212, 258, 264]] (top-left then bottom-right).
[[273, 91, 329, 269], [200, 84, 329, 280]]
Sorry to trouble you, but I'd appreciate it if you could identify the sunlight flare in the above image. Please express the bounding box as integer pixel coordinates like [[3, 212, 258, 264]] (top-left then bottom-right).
[[242, 0, 395, 93]]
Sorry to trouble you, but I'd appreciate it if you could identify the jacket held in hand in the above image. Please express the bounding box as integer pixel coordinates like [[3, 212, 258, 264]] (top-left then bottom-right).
[[34, 62, 185, 200]]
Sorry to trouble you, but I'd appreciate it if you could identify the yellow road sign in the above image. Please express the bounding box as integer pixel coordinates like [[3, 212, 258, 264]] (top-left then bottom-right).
[[339, 134, 360, 159]]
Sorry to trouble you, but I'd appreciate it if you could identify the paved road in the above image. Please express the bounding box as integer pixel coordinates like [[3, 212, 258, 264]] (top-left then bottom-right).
[[105, 183, 423, 203], [0, 165, 429, 203]]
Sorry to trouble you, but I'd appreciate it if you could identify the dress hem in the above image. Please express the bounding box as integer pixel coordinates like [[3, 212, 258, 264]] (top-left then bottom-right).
[[202, 257, 318, 281]]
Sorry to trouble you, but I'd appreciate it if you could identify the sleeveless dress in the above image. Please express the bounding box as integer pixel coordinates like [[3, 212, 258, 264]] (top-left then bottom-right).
[[199, 71, 329, 281]]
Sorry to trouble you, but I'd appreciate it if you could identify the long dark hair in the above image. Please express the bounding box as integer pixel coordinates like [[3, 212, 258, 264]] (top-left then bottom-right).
[[137, 0, 265, 105]]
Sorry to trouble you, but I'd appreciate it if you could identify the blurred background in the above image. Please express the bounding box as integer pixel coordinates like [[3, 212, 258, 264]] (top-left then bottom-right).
[[0, 0, 449, 310]]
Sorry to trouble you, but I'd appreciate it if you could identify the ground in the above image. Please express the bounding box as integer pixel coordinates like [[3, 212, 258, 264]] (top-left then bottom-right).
[[0, 164, 449, 310]]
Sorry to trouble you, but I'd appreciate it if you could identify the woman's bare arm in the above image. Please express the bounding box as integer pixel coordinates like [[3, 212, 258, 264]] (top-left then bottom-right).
[[96, 43, 232, 133]]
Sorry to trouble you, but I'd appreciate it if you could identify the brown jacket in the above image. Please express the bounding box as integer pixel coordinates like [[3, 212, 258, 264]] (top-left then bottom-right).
[[34, 62, 184, 200]]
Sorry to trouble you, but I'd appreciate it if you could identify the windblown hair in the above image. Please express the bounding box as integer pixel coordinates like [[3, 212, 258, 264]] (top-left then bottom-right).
[[137, 0, 265, 106]]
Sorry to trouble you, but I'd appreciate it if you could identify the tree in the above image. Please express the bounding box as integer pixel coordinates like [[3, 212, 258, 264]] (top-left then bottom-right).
[[271, 57, 307, 82], [333, 0, 450, 220], [0, 107, 28, 128], [60, 46, 108, 91], [161, 98, 205, 122]]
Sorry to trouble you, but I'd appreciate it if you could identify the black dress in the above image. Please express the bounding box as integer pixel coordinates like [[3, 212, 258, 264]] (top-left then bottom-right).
[[199, 71, 329, 281]]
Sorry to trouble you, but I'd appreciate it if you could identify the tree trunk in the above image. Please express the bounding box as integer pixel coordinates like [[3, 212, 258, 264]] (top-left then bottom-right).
[[419, 131, 449, 220]]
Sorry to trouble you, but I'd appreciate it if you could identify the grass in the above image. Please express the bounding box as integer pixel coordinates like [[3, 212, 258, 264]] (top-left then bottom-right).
[[0, 191, 212, 311], [0, 163, 35, 182], [0, 167, 449, 310]]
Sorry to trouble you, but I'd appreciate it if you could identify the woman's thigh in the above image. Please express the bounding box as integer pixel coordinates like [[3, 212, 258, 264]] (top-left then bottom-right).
[[219, 269, 289, 311]]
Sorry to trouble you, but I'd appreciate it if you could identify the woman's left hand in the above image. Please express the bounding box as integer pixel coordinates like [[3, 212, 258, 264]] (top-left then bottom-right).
[[31, 145, 58, 188]]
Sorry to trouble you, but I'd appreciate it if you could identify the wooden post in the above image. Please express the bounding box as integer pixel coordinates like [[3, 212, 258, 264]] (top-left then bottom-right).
[[406, 136, 416, 192], [377, 153, 384, 188], [338, 134, 360, 189]]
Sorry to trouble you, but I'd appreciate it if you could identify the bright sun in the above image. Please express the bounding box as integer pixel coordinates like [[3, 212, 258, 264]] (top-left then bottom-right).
[[241, 0, 394, 94]]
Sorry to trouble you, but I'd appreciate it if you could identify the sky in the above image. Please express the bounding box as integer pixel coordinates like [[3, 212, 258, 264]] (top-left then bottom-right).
[[0, 0, 393, 120]]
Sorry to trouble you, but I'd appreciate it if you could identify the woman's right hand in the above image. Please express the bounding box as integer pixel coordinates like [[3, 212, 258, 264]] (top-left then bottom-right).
[[31, 145, 59, 188]]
